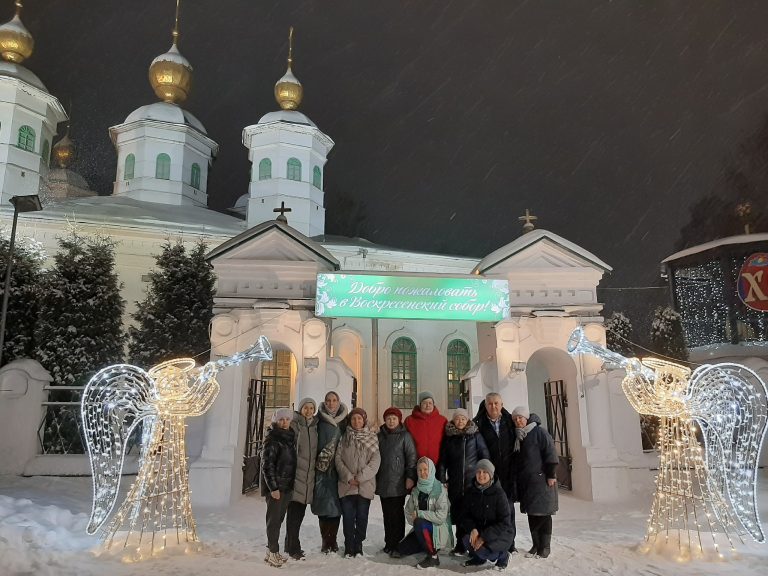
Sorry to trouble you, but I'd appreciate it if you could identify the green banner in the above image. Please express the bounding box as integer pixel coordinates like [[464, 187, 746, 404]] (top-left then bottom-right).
[[315, 274, 509, 321]]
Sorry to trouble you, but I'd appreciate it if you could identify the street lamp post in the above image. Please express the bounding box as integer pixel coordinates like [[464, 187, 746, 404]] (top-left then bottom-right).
[[0, 194, 43, 367]]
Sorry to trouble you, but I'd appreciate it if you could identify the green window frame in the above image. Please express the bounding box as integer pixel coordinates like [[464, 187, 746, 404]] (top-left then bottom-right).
[[447, 339, 471, 409], [262, 349, 292, 408], [258, 158, 272, 180], [287, 157, 301, 181], [391, 337, 417, 409], [155, 153, 171, 180], [125, 153, 135, 180], [191, 163, 201, 189], [17, 125, 35, 152], [313, 166, 322, 189], [41, 140, 50, 165]]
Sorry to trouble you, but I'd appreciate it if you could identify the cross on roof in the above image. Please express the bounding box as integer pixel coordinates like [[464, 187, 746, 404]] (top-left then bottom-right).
[[274, 201, 292, 223], [518, 209, 537, 234]]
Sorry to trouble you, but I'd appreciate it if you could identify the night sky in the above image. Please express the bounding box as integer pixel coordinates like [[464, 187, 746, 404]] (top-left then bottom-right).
[[17, 1, 768, 295]]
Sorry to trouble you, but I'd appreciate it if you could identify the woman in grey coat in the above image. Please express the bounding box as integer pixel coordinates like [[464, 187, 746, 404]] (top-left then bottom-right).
[[510, 406, 559, 559], [311, 391, 348, 553], [284, 398, 318, 560], [375, 406, 417, 556]]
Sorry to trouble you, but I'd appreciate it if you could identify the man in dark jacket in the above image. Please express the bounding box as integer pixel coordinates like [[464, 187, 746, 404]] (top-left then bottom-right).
[[473, 393, 517, 552], [261, 408, 298, 567], [460, 459, 515, 569]]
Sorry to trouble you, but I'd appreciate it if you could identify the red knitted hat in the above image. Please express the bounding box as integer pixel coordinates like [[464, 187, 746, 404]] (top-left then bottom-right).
[[382, 406, 403, 423]]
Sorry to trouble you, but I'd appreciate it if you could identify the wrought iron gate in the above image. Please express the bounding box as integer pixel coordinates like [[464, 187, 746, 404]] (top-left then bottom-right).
[[242, 379, 267, 494], [544, 379, 573, 491]]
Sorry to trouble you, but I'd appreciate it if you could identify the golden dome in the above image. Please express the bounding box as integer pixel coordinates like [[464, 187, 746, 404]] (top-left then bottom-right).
[[148, 42, 193, 104], [52, 133, 75, 168], [0, 2, 33, 64], [274, 27, 302, 110]]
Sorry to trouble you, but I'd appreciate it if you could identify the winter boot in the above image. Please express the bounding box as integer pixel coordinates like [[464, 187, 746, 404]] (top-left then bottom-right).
[[526, 516, 541, 558], [328, 518, 341, 553], [537, 533, 551, 559], [264, 551, 285, 567], [319, 519, 330, 553]]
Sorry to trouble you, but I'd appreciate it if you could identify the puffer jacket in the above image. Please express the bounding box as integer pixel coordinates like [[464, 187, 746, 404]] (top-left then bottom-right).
[[375, 423, 417, 498], [311, 402, 348, 517], [460, 478, 515, 552], [437, 420, 490, 500], [404, 405, 447, 465], [290, 412, 318, 505], [260, 424, 297, 496], [404, 483, 454, 550], [512, 413, 559, 516], [335, 428, 381, 500]]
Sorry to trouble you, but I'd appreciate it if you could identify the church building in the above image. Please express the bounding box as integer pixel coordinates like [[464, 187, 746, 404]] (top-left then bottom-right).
[[0, 2, 649, 507]]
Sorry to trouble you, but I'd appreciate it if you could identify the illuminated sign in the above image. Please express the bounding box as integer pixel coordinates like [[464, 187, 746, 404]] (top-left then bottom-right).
[[738, 253, 768, 312], [315, 273, 509, 321]]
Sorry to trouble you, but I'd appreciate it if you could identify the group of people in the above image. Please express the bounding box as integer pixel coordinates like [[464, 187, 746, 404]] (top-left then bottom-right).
[[260, 390, 559, 570]]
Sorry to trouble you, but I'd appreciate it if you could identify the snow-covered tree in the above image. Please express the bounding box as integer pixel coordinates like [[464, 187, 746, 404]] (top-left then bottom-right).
[[0, 231, 46, 366], [128, 240, 215, 366], [35, 231, 126, 385], [649, 306, 688, 361], [605, 311, 634, 356]]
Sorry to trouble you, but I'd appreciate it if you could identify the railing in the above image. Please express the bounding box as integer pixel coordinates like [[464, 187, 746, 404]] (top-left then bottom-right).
[[38, 385, 85, 454]]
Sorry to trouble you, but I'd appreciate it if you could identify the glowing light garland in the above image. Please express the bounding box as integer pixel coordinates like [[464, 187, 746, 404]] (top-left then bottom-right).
[[568, 327, 767, 556], [82, 336, 273, 559]]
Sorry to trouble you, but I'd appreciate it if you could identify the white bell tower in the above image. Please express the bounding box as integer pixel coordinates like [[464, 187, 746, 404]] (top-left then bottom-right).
[[241, 28, 334, 237]]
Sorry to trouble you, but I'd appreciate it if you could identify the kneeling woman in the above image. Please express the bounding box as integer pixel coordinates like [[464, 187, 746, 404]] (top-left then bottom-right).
[[398, 457, 453, 569]]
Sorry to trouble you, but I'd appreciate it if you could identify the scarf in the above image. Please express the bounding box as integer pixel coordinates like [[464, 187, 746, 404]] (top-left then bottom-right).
[[416, 457, 441, 497], [513, 422, 537, 452], [444, 419, 479, 437], [345, 426, 379, 456]]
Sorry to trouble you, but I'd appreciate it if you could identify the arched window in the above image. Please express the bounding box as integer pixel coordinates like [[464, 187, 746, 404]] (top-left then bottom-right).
[[262, 349, 292, 408], [391, 337, 417, 408], [287, 157, 302, 181], [447, 339, 471, 409], [191, 163, 201, 189], [313, 166, 322, 189], [155, 153, 171, 180], [17, 125, 35, 152], [41, 140, 50, 166], [125, 153, 135, 180], [258, 158, 272, 180]]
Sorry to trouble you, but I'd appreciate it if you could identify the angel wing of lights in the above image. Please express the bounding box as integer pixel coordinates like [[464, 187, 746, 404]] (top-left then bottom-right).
[[686, 363, 768, 543], [81, 364, 157, 534]]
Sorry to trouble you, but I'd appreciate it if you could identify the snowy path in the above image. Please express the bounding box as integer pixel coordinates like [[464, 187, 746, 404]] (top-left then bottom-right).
[[0, 472, 766, 576]]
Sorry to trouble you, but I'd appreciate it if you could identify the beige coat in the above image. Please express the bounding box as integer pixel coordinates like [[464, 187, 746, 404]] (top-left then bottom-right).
[[334, 429, 381, 500]]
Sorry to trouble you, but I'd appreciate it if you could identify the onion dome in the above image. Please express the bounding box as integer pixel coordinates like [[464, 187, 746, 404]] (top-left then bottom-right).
[[274, 27, 303, 110], [0, 1, 33, 63], [52, 132, 75, 168], [148, 1, 192, 104]]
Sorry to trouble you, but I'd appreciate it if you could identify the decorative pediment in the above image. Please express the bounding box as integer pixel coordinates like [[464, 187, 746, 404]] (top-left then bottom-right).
[[473, 230, 611, 276], [207, 220, 339, 269]]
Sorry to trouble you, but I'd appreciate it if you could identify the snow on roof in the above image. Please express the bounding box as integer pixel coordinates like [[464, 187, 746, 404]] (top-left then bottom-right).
[[662, 233, 768, 264], [257, 109, 316, 127], [472, 229, 612, 274], [15, 195, 245, 237], [0, 61, 46, 91], [124, 101, 207, 134]]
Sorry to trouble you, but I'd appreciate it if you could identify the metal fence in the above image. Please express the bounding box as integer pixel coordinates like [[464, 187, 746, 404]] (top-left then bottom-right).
[[39, 385, 85, 454]]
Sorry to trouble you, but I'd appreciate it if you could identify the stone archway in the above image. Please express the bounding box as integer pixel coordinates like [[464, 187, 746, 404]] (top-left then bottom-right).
[[525, 347, 589, 500]]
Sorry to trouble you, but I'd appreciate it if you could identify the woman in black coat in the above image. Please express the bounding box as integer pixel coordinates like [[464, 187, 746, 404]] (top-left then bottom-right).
[[437, 408, 489, 554], [510, 406, 559, 559], [460, 459, 515, 569]]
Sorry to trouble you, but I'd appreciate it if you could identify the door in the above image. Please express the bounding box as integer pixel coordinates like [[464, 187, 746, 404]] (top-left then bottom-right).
[[242, 379, 267, 494], [544, 379, 573, 491]]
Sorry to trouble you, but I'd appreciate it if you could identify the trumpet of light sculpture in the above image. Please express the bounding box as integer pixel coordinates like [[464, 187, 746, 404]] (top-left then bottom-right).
[[567, 327, 766, 554], [82, 336, 272, 558]]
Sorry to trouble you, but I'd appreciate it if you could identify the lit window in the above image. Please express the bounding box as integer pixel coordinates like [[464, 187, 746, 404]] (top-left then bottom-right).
[[391, 337, 417, 408], [447, 339, 470, 409], [262, 349, 292, 408]]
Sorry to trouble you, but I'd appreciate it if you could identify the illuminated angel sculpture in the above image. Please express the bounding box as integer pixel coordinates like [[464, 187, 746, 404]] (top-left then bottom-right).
[[568, 327, 766, 555], [81, 336, 272, 558]]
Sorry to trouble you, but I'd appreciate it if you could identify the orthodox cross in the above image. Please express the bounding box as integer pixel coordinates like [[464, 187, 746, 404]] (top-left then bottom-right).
[[274, 202, 292, 223], [518, 209, 537, 233]]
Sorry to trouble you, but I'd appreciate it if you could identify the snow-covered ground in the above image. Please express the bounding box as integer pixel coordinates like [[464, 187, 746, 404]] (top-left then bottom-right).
[[1, 471, 767, 576]]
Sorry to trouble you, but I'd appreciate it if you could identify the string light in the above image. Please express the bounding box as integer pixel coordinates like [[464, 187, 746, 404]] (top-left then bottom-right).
[[568, 327, 767, 555], [81, 336, 273, 559]]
